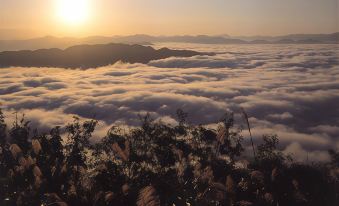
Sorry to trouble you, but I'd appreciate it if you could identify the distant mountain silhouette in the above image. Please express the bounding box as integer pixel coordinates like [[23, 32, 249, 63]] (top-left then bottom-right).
[[0, 36, 153, 52], [234, 32, 339, 43], [249, 39, 270, 44], [276, 39, 296, 44], [1, 33, 337, 51], [0, 43, 203, 68]]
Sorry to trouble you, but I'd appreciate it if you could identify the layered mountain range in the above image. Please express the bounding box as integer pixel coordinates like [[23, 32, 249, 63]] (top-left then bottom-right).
[[0, 33, 338, 52]]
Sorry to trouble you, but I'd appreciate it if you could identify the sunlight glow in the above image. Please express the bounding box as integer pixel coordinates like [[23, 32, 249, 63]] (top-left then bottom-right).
[[56, 0, 90, 25]]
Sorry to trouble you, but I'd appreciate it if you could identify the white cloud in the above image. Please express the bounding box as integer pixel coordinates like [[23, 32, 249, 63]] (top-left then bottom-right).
[[283, 142, 330, 163], [267, 112, 293, 120], [0, 43, 338, 162]]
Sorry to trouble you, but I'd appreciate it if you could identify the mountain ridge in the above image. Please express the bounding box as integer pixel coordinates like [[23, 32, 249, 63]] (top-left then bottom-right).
[[0, 43, 203, 68], [0, 33, 338, 52]]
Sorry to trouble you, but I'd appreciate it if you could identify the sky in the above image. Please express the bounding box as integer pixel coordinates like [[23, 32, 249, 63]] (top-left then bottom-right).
[[0, 0, 338, 38]]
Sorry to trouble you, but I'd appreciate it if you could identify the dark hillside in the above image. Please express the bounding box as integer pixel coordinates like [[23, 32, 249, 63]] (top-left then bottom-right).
[[0, 43, 202, 68]]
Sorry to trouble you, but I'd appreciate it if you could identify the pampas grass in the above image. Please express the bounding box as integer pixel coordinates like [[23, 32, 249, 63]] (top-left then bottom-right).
[[172, 146, 184, 161], [18, 156, 27, 168], [14, 165, 25, 174], [122, 184, 129, 196], [200, 166, 214, 183], [26, 155, 35, 168], [61, 163, 67, 174], [175, 158, 187, 177], [9, 144, 22, 159], [241, 108, 256, 159], [193, 162, 202, 178], [33, 165, 42, 177], [31, 139, 42, 155], [43, 193, 68, 206], [7, 169, 14, 179], [0, 109, 337, 206], [34, 176, 42, 189], [112, 143, 129, 161], [209, 182, 227, 202], [67, 183, 77, 197], [216, 126, 226, 144], [136, 186, 160, 206], [236, 200, 254, 206], [271, 167, 279, 182], [264, 192, 274, 204], [250, 170, 264, 185], [292, 179, 299, 190], [238, 178, 249, 192], [104, 191, 114, 204]]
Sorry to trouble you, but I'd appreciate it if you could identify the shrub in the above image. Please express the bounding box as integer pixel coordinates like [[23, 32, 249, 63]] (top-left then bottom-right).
[[0, 108, 337, 206]]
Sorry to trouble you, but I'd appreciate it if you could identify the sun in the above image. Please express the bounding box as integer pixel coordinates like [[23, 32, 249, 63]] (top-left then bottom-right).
[[55, 0, 90, 25]]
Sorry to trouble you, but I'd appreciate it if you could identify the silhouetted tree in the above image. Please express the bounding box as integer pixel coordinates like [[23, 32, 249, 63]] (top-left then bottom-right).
[[65, 117, 97, 167], [9, 113, 30, 152], [254, 134, 287, 171], [49, 126, 64, 164], [328, 149, 339, 168], [0, 109, 6, 145], [217, 112, 244, 161]]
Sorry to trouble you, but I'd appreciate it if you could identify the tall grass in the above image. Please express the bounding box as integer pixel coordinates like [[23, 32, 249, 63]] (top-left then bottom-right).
[[0, 108, 337, 206]]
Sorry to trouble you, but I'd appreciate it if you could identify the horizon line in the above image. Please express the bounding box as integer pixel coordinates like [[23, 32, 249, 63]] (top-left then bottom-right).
[[1, 31, 338, 41]]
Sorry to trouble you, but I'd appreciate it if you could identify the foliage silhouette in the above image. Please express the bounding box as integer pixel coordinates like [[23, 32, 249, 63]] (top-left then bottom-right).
[[0, 108, 337, 206]]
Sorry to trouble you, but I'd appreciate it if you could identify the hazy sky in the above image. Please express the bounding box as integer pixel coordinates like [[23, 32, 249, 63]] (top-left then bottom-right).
[[0, 0, 338, 38]]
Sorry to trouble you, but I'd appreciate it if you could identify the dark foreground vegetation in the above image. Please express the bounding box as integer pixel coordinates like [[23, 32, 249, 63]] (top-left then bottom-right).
[[0, 109, 338, 206]]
